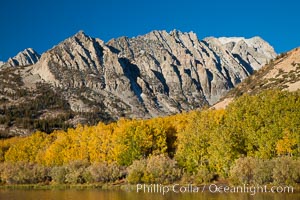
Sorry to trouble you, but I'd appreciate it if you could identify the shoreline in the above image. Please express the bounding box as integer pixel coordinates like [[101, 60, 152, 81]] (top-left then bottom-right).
[[1, 182, 299, 193], [0, 183, 127, 190]]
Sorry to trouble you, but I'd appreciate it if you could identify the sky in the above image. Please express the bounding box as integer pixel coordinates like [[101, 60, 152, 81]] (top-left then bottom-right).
[[0, 0, 299, 61]]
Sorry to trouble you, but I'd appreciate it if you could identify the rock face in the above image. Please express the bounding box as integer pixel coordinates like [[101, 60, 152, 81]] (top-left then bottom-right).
[[29, 30, 276, 118], [8, 48, 40, 67], [0, 61, 4, 68]]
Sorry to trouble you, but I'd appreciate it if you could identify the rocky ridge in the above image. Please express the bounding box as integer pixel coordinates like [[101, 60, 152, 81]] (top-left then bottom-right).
[[30, 30, 276, 116]]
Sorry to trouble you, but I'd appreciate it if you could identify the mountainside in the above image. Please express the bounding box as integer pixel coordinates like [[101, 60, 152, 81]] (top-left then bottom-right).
[[214, 47, 300, 109], [0, 30, 276, 137]]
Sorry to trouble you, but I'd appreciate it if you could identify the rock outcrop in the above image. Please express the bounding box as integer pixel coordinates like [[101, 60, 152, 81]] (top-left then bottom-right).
[[29, 30, 276, 118], [8, 48, 40, 67]]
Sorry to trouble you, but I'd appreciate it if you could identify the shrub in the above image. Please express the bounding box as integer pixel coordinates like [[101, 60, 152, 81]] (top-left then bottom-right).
[[0, 162, 49, 184], [30, 164, 50, 183], [127, 155, 181, 184], [194, 165, 214, 184], [127, 159, 147, 184], [229, 157, 258, 184], [64, 160, 89, 184], [87, 162, 124, 183], [272, 157, 300, 184], [253, 159, 273, 184], [143, 154, 181, 184], [230, 157, 300, 185], [181, 165, 214, 184], [50, 166, 67, 184]]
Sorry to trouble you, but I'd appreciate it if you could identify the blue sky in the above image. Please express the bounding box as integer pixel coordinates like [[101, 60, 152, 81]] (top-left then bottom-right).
[[0, 0, 299, 61]]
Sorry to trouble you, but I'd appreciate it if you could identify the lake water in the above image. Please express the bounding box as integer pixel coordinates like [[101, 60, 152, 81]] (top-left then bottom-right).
[[0, 189, 299, 200]]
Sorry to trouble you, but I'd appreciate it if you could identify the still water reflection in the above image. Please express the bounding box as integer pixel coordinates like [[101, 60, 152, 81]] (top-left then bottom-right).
[[0, 189, 299, 200]]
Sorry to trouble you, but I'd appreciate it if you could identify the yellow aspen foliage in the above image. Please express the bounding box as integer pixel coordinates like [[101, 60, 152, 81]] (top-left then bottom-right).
[[67, 125, 91, 162], [4, 131, 49, 163], [175, 109, 225, 173], [113, 119, 153, 165], [0, 136, 22, 162], [88, 122, 117, 163], [276, 129, 297, 156], [42, 130, 68, 166]]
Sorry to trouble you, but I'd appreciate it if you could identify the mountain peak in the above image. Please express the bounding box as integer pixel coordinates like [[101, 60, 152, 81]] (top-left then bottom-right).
[[7, 48, 40, 67], [73, 30, 88, 38], [34, 29, 107, 85]]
